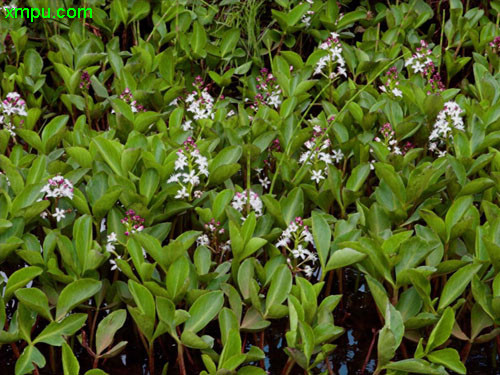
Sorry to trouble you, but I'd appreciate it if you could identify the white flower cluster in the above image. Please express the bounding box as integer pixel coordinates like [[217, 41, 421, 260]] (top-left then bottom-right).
[[379, 67, 402, 98], [275, 217, 318, 277], [299, 125, 344, 184], [186, 76, 215, 121], [196, 234, 210, 247], [186, 90, 215, 120], [231, 190, 263, 220], [111, 88, 145, 114], [251, 68, 282, 110], [40, 175, 74, 199], [1, 92, 27, 136], [167, 137, 209, 200], [374, 123, 402, 155], [314, 32, 347, 78], [429, 101, 465, 157], [405, 40, 434, 75]]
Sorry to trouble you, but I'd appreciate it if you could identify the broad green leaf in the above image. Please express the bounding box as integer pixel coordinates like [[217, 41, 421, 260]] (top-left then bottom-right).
[[427, 308, 455, 353], [325, 247, 366, 272], [128, 280, 155, 320], [427, 348, 466, 374], [438, 263, 481, 311], [311, 211, 331, 271], [55, 279, 102, 321], [62, 342, 80, 375], [184, 291, 224, 333], [444, 196, 473, 241], [15, 288, 52, 321], [265, 265, 292, 316], [34, 314, 87, 345], [281, 187, 304, 225], [96, 309, 127, 356], [4, 266, 43, 300], [346, 163, 370, 192]]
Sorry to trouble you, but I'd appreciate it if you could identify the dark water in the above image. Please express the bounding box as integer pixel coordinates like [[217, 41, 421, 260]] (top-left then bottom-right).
[[2, 268, 500, 374]]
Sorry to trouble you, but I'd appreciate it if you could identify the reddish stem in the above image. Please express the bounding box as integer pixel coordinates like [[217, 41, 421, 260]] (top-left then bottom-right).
[[361, 329, 378, 375]]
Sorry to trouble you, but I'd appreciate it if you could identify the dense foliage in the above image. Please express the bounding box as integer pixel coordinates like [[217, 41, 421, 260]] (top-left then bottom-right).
[[1, 0, 500, 374]]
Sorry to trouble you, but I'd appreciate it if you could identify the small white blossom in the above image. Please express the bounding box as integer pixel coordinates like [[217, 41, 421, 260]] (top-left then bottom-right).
[[311, 169, 325, 184], [52, 208, 66, 222]]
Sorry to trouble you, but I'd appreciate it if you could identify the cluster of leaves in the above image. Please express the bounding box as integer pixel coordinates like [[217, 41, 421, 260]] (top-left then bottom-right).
[[1, 0, 500, 374]]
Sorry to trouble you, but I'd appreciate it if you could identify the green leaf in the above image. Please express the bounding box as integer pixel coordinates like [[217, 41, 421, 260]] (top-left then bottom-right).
[[41, 115, 68, 153], [265, 265, 292, 316], [96, 309, 127, 356], [191, 21, 207, 58], [15, 288, 52, 321], [444, 196, 473, 241], [438, 263, 481, 311], [92, 137, 124, 177], [219, 329, 243, 370], [384, 358, 447, 374], [346, 163, 370, 192], [34, 314, 87, 345], [4, 266, 43, 300], [73, 215, 92, 276], [92, 186, 123, 220], [427, 348, 466, 374], [220, 28, 240, 57], [140, 168, 160, 205], [55, 279, 102, 321], [311, 211, 331, 271], [15, 344, 46, 375], [374, 163, 406, 204], [281, 187, 304, 225], [184, 291, 224, 333], [336, 10, 367, 30], [62, 342, 80, 375], [166, 256, 190, 303], [128, 280, 155, 320], [426, 308, 455, 353], [325, 248, 367, 272], [67, 147, 93, 168]]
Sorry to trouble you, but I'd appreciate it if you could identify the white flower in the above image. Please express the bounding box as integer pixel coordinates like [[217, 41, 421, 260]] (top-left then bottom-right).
[[183, 170, 200, 186], [332, 149, 344, 163], [110, 256, 121, 271], [40, 212, 48, 219], [304, 265, 314, 277], [392, 88, 402, 97], [267, 93, 282, 108], [175, 186, 189, 199], [292, 245, 309, 260], [100, 219, 107, 232], [221, 240, 231, 252], [311, 169, 324, 184], [196, 234, 210, 247], [259, 176, 270, 189], [231, 190, 263, 217], [52, 208, 66, 222], [181, 120, 193, 131], [175, 152, 188, 170], [276, 237, 291, 248], [106, 242, 116, 252], [41, 176, 74, 200], [107, 232, 118, 243]]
